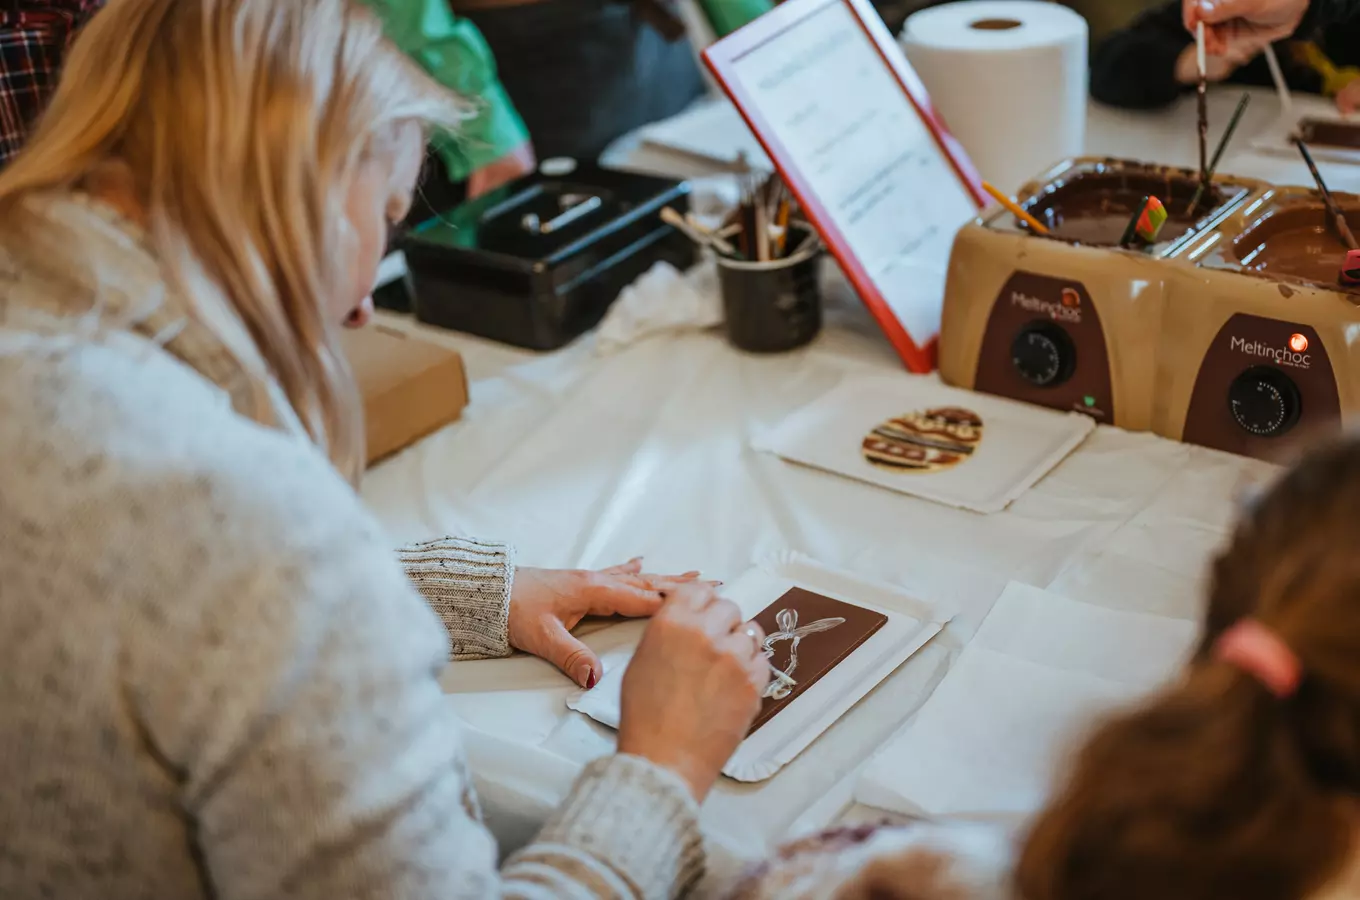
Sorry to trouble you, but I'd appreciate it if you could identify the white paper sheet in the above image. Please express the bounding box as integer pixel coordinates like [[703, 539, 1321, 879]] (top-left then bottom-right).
[[568, 552, 949, 782], [855, 582, 1197, 821], [637, 98, 771, 170], [754, 375, 1095, 514]]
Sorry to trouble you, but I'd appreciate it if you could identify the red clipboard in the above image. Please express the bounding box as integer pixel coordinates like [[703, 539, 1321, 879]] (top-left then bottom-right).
[[702, 0, 986, 373]]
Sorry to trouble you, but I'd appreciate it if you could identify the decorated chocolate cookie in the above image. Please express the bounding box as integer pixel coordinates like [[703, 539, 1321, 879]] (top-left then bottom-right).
[[861, 407, 983, 473]]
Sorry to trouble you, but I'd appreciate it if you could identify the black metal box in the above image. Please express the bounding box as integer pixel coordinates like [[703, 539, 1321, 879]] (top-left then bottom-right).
[[403, 165, 695, 351]]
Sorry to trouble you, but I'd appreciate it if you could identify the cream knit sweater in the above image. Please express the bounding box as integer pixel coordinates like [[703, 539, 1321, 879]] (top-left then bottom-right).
[[0, 194, 703, 899]]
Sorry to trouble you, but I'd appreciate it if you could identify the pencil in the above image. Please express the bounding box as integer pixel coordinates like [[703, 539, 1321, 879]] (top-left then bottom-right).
[[982, 181, 1050, 235]]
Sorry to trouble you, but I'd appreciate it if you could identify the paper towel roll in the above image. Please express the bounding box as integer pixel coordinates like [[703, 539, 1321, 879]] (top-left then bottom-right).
[[901, 2, 1088, 194]]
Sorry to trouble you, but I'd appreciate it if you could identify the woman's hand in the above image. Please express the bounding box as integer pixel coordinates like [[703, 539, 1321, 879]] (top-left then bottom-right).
[[617, 583, 770, 802], [1174, 43, 1247, 85], [509, 558, 705, 688], [467, 142, 536, 199], [1183, 0, 1308, 57], [1338, 78, 1360, 115]]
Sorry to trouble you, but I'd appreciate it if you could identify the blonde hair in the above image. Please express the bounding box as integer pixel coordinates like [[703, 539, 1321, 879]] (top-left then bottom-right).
[[0, 0, 468, 482]]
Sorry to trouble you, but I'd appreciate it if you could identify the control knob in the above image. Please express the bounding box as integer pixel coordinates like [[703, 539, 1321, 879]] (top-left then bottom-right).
[[1011, 321, 1076, 387], [1228, 366, 1301, 437]]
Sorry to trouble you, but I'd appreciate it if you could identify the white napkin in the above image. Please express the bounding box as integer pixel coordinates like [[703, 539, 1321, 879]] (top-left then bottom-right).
[[754, 375, 1095, 514], [855, 582, 1197, 821], [458, 719, 582, 859], [594, 260, 723, 355]]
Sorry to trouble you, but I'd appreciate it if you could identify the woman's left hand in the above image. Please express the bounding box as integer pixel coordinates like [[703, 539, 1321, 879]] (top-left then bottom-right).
[[1338, 78, 1360, 115], [509, 558, 710, 688]]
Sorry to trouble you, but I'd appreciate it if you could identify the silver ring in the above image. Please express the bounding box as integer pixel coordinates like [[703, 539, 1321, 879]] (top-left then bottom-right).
[[744, 624, 762, 653]]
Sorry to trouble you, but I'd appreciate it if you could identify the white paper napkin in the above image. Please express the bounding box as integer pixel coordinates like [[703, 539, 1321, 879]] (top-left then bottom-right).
[[593, 260, 723, 355], [855, 581, 1197, 821], [754, 376, 1095, 514]]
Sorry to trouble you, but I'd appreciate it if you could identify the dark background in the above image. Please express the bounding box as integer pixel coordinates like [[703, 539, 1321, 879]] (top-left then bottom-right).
[[870, 0, 1162, 42]]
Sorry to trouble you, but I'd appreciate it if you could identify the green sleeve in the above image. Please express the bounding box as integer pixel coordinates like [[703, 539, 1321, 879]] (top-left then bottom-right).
[[363, 0, 529, 182], [696, 0, 774, 37]]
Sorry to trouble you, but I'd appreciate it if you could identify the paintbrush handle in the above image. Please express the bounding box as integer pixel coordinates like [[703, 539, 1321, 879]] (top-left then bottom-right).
[[1337, 214, 1360, 251], [1197, 82, 1209, 179], [683, 212, 741, 257], [1208, 94, 1251, 175], [1186, 183, 1207, 218], [1295, 138, 1357, 247], [662, 206, 742, 258]]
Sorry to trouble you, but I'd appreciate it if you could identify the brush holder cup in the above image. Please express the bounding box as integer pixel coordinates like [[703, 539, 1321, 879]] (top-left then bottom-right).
[[716, 224, 823, 353]]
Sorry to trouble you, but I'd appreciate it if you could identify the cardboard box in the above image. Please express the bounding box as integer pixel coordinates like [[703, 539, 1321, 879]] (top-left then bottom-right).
[[340, 323, 469, 465]]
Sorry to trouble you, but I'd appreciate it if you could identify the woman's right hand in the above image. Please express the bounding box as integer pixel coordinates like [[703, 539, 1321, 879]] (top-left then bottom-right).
[[1183, 0, 1309, 57], [617, 583, 769, 802]]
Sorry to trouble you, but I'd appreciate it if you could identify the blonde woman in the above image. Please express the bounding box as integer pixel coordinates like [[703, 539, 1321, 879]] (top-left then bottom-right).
[[0, 1, 770, 897]]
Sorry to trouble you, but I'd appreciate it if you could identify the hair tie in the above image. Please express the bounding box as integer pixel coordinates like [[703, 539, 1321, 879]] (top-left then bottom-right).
[[1213, 619, 1303, 698]]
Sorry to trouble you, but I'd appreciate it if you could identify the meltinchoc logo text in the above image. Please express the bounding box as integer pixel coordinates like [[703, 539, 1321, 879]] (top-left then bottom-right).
[[1230, 336, 1311, 369], [1009, 290, 1081, 323]]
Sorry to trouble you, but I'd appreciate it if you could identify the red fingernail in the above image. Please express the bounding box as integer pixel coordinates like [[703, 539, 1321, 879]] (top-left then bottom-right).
[[586, 670, 597, 690]]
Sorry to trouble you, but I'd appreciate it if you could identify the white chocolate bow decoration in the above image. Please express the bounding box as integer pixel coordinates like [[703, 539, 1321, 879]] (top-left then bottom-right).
[[760, 608, 845, 700]]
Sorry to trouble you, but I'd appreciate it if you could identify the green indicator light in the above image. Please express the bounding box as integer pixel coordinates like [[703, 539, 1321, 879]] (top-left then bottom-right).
[[1084, 396, 1096, 407]]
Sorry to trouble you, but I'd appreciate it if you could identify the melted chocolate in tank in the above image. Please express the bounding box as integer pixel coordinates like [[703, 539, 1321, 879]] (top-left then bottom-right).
[[1234, 204, 1359, 286], [1024, 171, 1232, 247]]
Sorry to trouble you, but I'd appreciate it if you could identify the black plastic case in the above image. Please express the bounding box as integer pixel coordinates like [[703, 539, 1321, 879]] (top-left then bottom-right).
[[402, 165, 695, 351]]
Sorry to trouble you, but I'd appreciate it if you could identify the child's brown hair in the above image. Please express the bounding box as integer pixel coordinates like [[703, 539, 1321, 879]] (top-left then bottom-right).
[[1016, 435, 1360, 900]]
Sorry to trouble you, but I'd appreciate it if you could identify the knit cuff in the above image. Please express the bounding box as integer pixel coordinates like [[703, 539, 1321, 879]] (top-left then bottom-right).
[[398, 537, 513, 660], [508, 754, 705, 899]]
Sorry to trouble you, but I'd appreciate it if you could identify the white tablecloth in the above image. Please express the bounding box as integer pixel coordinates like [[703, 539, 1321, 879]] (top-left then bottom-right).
[[360, 87, 1326, 877]]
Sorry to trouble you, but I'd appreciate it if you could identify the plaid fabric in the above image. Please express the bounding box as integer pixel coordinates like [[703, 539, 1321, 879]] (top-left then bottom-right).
[[0, 1, 102, 165]]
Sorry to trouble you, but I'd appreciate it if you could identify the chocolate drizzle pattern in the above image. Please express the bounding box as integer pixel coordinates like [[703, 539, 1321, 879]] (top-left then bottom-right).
[[862, 407, 983, 473]]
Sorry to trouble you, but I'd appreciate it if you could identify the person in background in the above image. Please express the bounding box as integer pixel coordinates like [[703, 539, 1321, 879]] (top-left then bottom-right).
[[400, 0, 916, 212], [0, 0, 101, 164], [368, 0, 536, 199], [0, 0, 773, 896], [725, 432, 1360, 900], [0, 0, 530, 196], [1092, 0, 1360, 112]]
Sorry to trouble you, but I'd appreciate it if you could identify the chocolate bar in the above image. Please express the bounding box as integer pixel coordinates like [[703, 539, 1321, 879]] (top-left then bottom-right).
[[747, 588, 888, 735]]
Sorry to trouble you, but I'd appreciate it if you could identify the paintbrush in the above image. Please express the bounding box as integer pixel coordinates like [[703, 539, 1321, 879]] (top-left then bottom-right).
[[682, 211, 741, 258], [773, 188, 792, 257], [661, 206, 743, 259], [1295, 137, 1359, 250], [1187, 92, 1252, 214], [1195, 22, 1210, 196], [754, 186, 769, 262], [982, 181, 1051, 235]]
